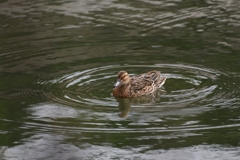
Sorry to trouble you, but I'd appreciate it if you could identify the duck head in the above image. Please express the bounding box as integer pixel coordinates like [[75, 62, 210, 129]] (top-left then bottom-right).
[[113, 71, 130, 88]]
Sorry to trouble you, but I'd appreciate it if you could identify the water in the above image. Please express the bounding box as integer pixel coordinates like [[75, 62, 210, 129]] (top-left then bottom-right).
[[0, 0, 240, 159]]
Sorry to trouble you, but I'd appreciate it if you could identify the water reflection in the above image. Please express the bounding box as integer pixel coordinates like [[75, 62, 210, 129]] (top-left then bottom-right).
[[116, 90, 164, 118], [116, 98, 131, 118], [1, 142, 240, 160]]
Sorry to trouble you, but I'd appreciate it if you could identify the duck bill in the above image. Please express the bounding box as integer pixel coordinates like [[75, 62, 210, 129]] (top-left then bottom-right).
[[113, 78, 121, 88]]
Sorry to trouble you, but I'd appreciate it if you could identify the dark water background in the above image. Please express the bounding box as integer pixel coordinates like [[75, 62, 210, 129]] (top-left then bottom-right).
[[0, 0, 240, 159]]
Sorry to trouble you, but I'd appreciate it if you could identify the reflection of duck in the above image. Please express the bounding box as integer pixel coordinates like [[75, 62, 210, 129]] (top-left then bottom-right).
[[115, 98, 131, 118], [113, 70, 167, 98], [116, 90, 166, 118]]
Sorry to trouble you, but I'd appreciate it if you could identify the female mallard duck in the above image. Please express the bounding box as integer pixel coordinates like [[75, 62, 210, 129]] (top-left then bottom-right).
[[113, 70, 167, 98]]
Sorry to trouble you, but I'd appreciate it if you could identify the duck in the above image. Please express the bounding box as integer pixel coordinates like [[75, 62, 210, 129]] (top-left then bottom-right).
[[113, 70, 167, 98]]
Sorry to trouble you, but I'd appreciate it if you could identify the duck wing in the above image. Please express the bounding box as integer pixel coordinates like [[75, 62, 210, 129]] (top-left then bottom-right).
[[130, 70, 160, 91]]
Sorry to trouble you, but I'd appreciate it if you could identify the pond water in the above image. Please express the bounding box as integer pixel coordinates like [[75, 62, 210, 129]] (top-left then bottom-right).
[[0, 0, 240, 159]]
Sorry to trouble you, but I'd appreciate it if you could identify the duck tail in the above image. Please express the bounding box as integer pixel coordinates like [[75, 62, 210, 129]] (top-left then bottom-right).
[[158, 75, 167, 88]]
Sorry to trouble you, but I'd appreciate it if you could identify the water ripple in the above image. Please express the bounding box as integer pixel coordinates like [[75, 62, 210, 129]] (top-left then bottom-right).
[[40, 64, 231, 112]]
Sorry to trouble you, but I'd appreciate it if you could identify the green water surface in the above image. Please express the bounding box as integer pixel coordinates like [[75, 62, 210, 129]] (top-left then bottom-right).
[[0, 0, 240, 159]]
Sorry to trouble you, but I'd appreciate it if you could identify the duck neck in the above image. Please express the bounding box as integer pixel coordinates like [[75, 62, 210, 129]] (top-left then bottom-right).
[[113, 84, 131, 97], [118, 84, 130, 94], [120, 84, 130, 91]]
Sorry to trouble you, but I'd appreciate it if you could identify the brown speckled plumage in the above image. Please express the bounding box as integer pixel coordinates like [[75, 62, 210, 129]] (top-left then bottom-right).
[[113, 70, 167, 98]]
